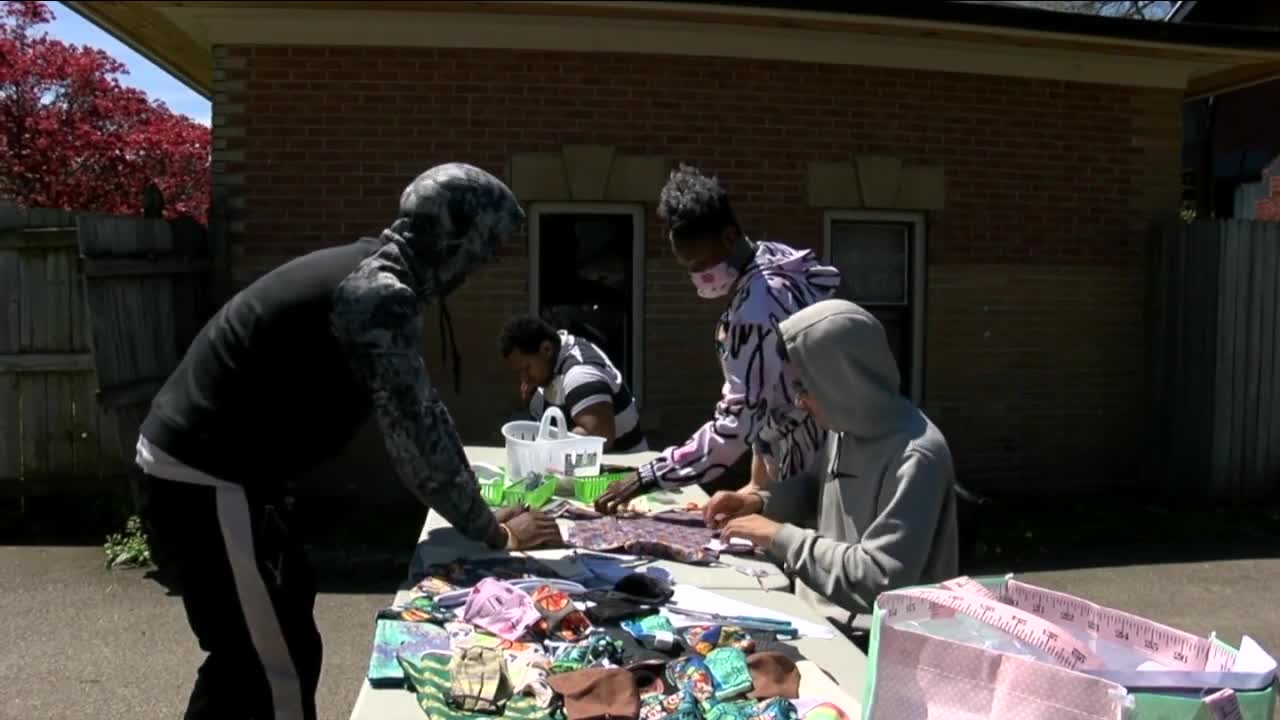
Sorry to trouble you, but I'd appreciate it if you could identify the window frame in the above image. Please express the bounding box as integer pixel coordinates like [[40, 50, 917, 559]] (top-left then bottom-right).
[[527, 202, 646, 407], [822, 209, 928, 405]]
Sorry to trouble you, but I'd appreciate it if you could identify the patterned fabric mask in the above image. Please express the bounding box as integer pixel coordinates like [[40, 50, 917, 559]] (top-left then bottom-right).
[[531, 585, 592, 642], [547, 633, 626, 674], [704, 647, 754, 701], [680, 625, 757, 657], [447, 645, 511, 713], [397, 653, 552, 720], [622, 614, 678, 651], [377, 595, 455, 625], [462, 578, 542, 641], [691, 262, 741, 299], [689, 235, 756, 299]]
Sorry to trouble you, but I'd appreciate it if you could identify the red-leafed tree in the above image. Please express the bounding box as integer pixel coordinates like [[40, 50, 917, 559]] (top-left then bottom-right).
[[0, 0, 210, 222]]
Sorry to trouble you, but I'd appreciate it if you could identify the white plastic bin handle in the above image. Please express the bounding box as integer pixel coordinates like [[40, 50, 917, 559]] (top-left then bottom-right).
[[537, 407, 567, 441]]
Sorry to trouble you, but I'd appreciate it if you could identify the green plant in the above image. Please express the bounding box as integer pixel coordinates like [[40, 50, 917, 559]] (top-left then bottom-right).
[[104, 515, 153, 569]]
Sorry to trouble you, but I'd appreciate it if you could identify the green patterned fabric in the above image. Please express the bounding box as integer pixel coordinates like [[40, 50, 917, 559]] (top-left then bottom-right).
[[705, 698, 798, 720], [704, 648, 753, 700], [396, 653, 555, 720]]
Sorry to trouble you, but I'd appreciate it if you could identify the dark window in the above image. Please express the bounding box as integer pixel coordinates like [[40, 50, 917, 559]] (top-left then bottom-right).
[[828, 218, 918, 398], [534, 211, 641, 397]]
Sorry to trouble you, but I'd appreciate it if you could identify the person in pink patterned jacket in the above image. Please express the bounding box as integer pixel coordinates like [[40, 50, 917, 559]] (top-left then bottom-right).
[[595, 164, 841, 514]]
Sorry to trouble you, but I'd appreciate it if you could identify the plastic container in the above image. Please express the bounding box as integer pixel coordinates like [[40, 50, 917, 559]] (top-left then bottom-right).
[[502, 474, 558, 509], [474, 463, 508, 506], [473, 461, 558, 509], [573, 470, 630, 504], [501, 407, 605, 481]]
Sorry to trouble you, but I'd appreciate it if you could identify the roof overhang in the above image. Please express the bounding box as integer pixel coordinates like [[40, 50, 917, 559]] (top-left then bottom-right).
[[62, 1, 1280, 102]]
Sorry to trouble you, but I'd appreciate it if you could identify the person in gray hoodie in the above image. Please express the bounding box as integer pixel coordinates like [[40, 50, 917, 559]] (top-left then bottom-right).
[[704, 298, 959, 632]]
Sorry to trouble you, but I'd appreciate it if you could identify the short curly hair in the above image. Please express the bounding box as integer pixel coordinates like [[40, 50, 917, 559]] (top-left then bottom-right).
[[498, 314, 560, 357], [657, 164, 739, 249]]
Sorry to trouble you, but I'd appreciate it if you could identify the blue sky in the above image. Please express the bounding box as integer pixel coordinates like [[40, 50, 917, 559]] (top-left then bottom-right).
[[44, 2, 210, 125]]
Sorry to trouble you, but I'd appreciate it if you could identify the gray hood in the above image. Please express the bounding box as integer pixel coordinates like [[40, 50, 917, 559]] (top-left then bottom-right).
[[779, 299, 917, 439], [382, 163, 525, 303]]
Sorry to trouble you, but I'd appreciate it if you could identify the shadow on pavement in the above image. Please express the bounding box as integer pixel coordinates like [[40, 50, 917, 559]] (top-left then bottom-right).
[[959, 489, 1280, 576]]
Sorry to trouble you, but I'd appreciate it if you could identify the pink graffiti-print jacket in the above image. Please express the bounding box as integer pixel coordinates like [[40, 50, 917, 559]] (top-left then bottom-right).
[[637, 241, 841, 490]]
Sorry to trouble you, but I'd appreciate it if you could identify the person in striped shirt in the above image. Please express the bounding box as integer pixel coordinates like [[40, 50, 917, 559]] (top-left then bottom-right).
[[499, 315, 649, 453]]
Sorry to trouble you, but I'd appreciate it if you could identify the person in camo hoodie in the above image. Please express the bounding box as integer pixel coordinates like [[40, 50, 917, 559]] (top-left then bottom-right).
[[595, 164, 842, 514], [134, 163, 561, 720]]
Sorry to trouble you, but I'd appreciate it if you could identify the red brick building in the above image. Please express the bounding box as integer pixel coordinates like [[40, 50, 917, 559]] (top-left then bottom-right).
[[70, 2, 1280, 499]]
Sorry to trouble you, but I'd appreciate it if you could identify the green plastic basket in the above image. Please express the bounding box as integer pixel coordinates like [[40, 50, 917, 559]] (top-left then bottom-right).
[[573, 471, 629, 503], [479, 480, 506, 506], [504, 475, 557, 509], [480, 472, 557, 509]]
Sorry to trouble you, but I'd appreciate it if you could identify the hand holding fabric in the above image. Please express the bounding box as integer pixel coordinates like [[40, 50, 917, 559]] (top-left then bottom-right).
[[592, 475, 648, 515], [703, 492, 765, 529], [720, 514, 781, 548], [503, 510, 563, 550]]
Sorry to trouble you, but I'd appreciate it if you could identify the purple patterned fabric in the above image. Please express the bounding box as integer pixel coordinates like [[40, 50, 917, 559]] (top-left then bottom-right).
[[565, 513, 719, 564]]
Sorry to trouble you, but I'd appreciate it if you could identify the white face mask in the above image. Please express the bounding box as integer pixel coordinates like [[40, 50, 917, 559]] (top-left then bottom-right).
[[687, 235, 756, 299], [690, 262, 741, 299]]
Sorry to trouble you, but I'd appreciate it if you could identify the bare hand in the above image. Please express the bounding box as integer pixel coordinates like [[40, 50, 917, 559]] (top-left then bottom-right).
[[493, 504, 529, 525], [593, 477, 645, 515], [504, 510, 563, 550], [703, 491, 764, 529], [721, 514, 781, 548], [519, 382, 533, 403]]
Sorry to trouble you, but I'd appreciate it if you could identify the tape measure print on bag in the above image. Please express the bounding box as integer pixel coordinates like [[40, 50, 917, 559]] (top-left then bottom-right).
[[876, 575, 1269, 716], [879, 576, 1239, 675]]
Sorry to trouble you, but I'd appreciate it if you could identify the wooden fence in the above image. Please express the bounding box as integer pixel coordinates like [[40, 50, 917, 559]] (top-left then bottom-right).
[[0, 206, 125, 497], [1148, 219, 1280, 500], [0, 202, 215, 504]]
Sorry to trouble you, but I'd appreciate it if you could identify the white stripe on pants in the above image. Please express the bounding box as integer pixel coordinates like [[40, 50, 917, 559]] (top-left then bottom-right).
[[137, 435, 305, 720]]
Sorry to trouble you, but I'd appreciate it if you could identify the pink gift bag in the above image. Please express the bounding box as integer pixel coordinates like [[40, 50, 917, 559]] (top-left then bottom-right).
[[862, 576, 1272, 720]]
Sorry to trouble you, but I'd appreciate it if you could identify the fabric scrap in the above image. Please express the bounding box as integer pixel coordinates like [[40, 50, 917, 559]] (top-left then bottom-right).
[[667, 655, 718, 711], [680, 625, 756, 657], [705, 647, 753, 700], [746, 652, 801, 700], [622, 614, 679, 651], [635, 661, 702, 720], [705, 697, 799, 720], [366, 618, 452, 687], [449, 628, 556, 708], [377, 595, 455, 624], [602, 627, 681, 666], [532, 584, 592, 642], [447, 645, 510, 713], [411, 557, 559, 600], [614, 572, 675, 604], [397, 653, 551, 720], [547, 667, 641, 720], [462, 578, 542, 641], [548, 633, 626, 674], [566, 515, 720, 564]]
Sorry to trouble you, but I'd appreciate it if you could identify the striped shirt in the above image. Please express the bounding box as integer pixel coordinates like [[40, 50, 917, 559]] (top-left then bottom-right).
[[528, 331, 648, 453]]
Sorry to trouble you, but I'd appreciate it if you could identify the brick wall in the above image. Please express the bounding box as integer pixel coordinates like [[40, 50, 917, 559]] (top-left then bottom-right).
[[211, 45, 1182, 499], [1255, 158, 1280, 221]]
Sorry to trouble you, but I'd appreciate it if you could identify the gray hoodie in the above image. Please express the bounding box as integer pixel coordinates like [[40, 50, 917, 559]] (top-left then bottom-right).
[[755, 299, 958, 627]]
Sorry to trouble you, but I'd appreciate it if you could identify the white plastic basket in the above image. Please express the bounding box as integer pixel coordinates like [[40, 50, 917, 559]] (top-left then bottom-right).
[[501, 407, 605, 481]]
